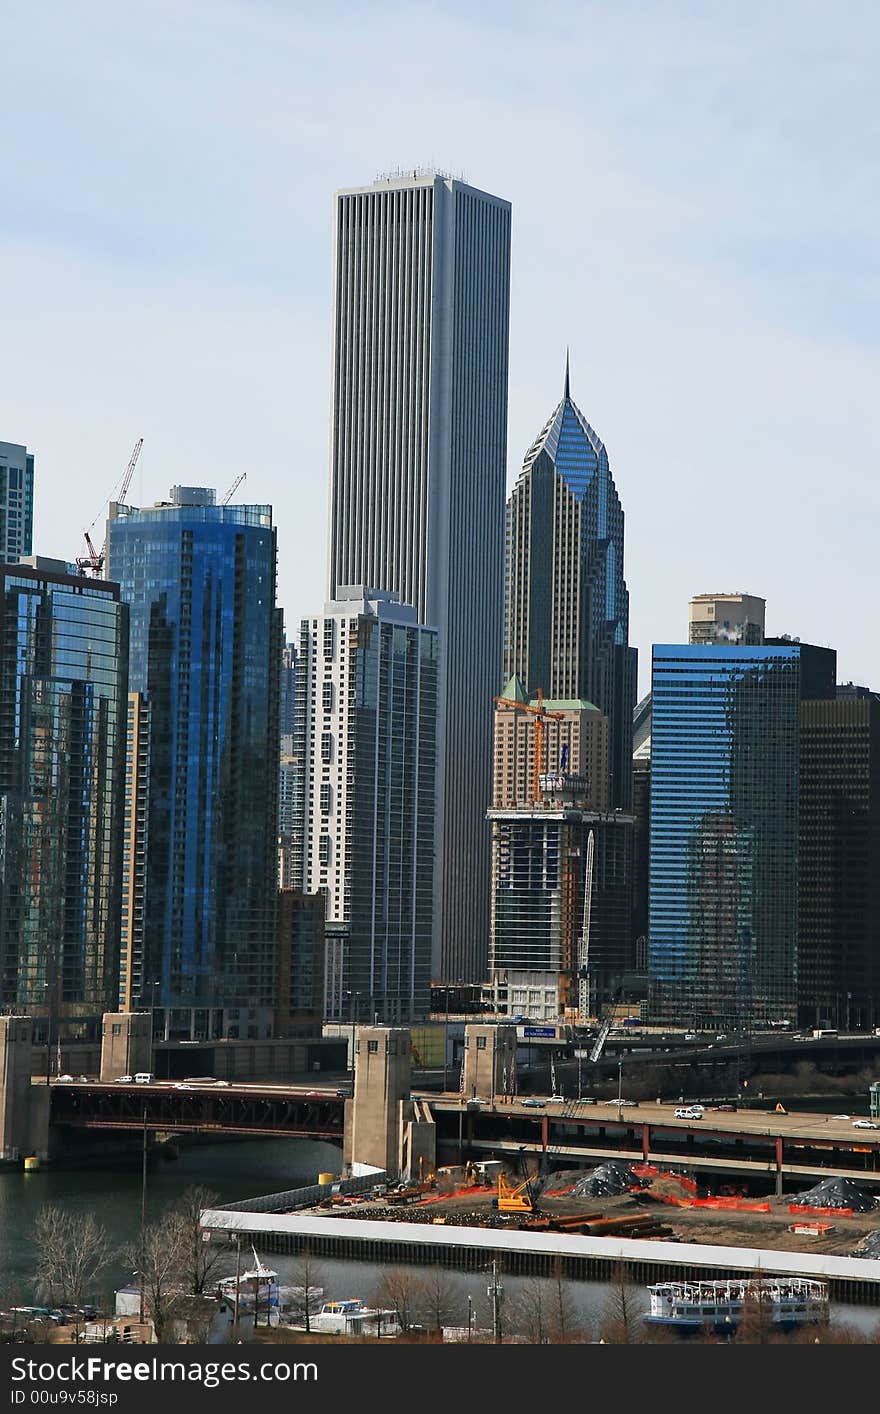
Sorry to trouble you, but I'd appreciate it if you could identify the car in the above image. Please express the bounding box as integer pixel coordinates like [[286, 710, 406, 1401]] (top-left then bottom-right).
[[674, 1106, 703, 1119], [521, 1098, 545, 1108], [832, 1114, 851, 1121], [55, 1075, 74, 1083], [688, 1104, 705, 1115], [547, 1094, 566, 1104], [712, 1103, 737, 1112], [133, 1072, 155, 1084], [578, 1096, 598, 1105], [852, 1119, 879, 1130], [114, 1075, 133, 1084], [617, 1099, 638, 1107], [683, 1033, 698, 1041], [173, 1082, 195, 1091]]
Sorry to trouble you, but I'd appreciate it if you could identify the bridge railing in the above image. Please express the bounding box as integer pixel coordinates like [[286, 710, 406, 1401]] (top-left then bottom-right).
[[215, 1168, 385, 1214]]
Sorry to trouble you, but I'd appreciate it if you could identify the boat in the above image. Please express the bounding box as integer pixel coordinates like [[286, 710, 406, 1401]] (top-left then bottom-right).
[[307, 1298, 401, 1337], [643, 1277, 828, 1334]]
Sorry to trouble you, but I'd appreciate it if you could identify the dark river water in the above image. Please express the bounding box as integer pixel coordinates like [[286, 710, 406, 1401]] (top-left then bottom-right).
[[2, 1135, 878, 1339]]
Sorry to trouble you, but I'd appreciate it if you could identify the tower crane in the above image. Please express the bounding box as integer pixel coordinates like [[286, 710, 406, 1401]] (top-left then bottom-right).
[[220, 471, 247, 505], [77, 438, 143, 577], [493, 687, 565, 804]]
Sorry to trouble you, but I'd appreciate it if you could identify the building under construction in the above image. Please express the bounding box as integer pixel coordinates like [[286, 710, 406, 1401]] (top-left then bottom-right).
[[488, 794, 633, 1021]]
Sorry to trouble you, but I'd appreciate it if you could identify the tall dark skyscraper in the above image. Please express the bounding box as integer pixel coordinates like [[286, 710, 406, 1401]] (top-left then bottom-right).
[[649, 641, 836, 1026], [504, 364, 636, 809], [0, 558, 128, 1039], [107, 487, 281, 1039], [326, 170, 511, 985], [799, 693, 880, 1029]]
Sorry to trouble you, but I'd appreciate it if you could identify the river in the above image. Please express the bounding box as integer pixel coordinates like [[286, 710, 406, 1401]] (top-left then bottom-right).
[[2, 1136, 879, 1339]]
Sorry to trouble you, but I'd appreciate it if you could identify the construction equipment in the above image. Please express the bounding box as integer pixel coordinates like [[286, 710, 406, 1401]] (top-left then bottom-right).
[[77, 438, 143, 577], [495, 1151, 549, 1214], [494, 687, 565, 804], [220, 471, 247, 505]]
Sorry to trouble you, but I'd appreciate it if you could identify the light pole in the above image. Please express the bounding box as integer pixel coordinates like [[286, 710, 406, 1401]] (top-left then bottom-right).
[[138, 1105, 148, 1323], [488, 1260, 503, 1344], [231, 1234, 242, 1340], [467, 1293, 473, 1342], [617, 1053, 623, 1121]]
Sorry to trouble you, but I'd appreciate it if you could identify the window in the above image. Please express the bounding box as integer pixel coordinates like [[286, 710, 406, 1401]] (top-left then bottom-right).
[[321, 732, 333, 763], [367, 1039, 378, 1053], [476, 1035, 487, 1050], [322, 680, 334, 712]]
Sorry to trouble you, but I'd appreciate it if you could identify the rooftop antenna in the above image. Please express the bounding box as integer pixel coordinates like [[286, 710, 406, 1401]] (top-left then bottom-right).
[[564, 348, 571, 401]]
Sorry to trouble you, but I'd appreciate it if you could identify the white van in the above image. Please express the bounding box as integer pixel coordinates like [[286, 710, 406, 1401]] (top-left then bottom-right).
[[674, 1106, 702, 1120], [133, 1072, 155, 1084]]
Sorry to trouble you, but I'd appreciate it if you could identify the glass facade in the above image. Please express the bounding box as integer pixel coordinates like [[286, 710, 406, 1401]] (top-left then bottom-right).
[[505, 378, 636, 809], [107, 499, 281, 1026], [490, 809, 633, 1016], [0, 563, 128, 1035], [649, 642, 835, 1026]]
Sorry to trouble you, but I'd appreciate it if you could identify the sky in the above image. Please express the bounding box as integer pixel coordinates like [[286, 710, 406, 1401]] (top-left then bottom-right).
[[2, 0, 879, 696]]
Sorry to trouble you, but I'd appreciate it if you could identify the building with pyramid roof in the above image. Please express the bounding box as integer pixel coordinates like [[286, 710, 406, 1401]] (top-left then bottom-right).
[[504, 360, 636, 810]]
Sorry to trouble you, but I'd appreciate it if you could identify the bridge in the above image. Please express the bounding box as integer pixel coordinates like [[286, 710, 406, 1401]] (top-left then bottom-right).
[[48, 1081, 345, 1140]]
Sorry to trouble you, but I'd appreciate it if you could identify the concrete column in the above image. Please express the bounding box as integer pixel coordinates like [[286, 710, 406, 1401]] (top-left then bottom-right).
[[0, 1017, 34, 1161], [461, 1023, 517, 1101], [100, 1012, 152, 1082], [344, 1026, 413, 1178]]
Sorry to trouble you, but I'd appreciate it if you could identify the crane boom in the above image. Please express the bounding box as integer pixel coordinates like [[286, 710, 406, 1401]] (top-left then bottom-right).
[[494, 688, 565, 803], [77, 437, 143, 577], [220, 471, 247, 505]]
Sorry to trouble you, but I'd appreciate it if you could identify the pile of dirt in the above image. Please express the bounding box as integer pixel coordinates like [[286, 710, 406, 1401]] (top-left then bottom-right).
[[789, 1176, 877, 1213], [570, 1160, 649, 1198], [851, 1230, 880, 1259]]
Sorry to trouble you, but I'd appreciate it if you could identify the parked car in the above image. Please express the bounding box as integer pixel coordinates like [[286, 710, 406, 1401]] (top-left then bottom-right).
[[133, 1072, 155, 1084], [617, 1099, 638, 1107], [852, 1119, 879, 1130], [547, 1095, 566, 1104], [521, 1098, 545, 1108], [55, 1075, 74, 1083], [114, 1075, 133, 1084]]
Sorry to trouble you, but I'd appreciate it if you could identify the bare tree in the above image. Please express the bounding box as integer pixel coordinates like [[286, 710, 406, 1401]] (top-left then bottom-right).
[[33, 1207, 113, 1334], [171, 1186, 225, 1295], [515, 1279, 547, 1344], [419, 1268, 456, 1335], [373, 1267, 425, 1333], [546, 1259, 581, 1344], [126, 1210, 189, 1341], [598, 1264, 643, 1344], [287, 1248, 324, 1334]]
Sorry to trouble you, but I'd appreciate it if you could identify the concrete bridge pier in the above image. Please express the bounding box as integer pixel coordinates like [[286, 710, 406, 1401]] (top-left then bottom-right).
[[0, 1017, 49, 1163], [344, 1026, 436, 1182]]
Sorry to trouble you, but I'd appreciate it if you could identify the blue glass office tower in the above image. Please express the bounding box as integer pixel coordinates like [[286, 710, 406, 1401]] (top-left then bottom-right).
[[505, 363, 636, 809], [0, 558, 128, 1040], [107, 489, 281, 1038], [649, 641, 835, 1027]]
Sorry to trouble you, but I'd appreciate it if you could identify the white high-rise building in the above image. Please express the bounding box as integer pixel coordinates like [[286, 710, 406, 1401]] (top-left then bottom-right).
[[326, 170, 511, 984], [0, 440, 35, 562], [297, 588, 439, 1023]]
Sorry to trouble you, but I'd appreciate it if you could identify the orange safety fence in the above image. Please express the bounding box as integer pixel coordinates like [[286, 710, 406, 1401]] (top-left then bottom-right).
[[787, 1204, 855, 1218]]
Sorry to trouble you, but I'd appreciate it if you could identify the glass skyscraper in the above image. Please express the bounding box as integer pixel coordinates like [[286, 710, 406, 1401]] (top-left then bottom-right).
[[505, 365, 636, 810], [0, 558, 128, 1039], [107, 489, 281, 1038], [649, 641, 835, 1026]]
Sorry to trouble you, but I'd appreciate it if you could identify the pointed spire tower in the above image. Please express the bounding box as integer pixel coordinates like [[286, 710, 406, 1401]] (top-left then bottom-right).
[[503, 356, 636, 810]]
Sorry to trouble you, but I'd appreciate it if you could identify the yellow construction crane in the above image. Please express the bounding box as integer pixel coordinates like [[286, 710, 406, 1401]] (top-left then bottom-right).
[[494, 687, 565, 804]]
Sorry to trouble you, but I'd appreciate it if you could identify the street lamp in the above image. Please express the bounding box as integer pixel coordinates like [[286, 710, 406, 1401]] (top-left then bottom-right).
[[138, 1105, 148, 1323], [617, 1053, 623, 1121]]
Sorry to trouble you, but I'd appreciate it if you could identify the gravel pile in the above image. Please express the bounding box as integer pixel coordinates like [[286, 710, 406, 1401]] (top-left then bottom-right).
[[789, 1176, 877, 1213], [851, 1230, 880, 1260], [569, 1160, 649, 1198]]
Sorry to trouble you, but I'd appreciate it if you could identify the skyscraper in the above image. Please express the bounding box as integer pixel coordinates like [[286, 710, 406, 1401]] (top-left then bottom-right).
[[0, 441, 35, 562], [649, 641, 835, 1026], [326, 170, 511, 983], [107, 487, 281, 1039], [0, 558, 128, 1040], [504, 365, 636, 810], [296, 588, 438, 1024], [799, 694, 880, 1029]]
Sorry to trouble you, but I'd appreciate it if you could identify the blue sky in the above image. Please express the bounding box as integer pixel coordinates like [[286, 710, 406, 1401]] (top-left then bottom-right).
[[3, 1, 879, 694]]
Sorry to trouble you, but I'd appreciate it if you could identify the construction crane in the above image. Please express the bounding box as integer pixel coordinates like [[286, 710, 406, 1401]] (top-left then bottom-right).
[[77, 438, 143, 577], [577, 829, 595, 1022], [220, 471, 247, 506], [496, 1150, 549, 1214], [494, 687, 565, 803]]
